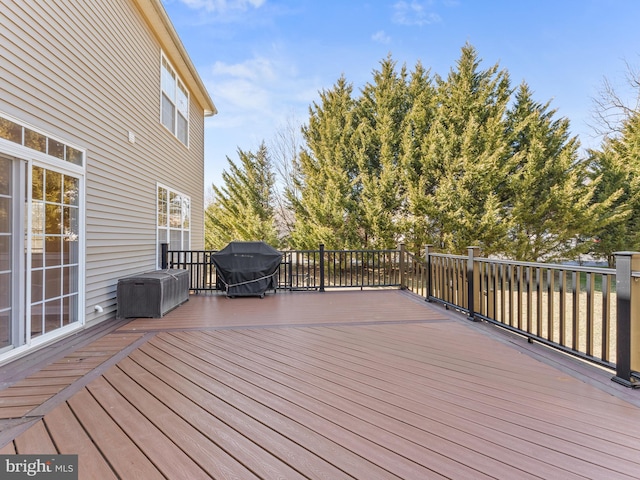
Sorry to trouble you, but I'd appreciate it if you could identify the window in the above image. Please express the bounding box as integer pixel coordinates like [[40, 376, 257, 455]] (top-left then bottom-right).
[[157, 184, 190, 267], [161, 55, 189, 146], [30, 166, 80, 337], [0, 116, 84, 167]]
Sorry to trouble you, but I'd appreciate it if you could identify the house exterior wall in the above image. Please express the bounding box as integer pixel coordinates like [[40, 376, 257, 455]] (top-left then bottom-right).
[[0, 0, 213, 356]]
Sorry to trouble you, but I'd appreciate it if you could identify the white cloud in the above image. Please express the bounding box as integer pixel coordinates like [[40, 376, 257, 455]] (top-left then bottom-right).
[[393, 1, 442, 26], [372, 30, 391, 44], [177, 0, 265, 13], [206, 54, 318, 125], [214, 78, 270, 110], [211, 57, 276, 82]]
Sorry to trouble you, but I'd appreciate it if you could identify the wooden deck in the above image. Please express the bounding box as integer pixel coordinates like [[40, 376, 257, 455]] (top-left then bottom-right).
[[1, 290, 640, 479]]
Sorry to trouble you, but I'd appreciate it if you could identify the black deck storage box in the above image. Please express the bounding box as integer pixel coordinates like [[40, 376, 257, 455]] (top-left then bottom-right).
[[117, 269, 189, 318]]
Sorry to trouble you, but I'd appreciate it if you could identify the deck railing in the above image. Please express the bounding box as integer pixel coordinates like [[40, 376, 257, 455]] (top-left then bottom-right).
[[163, 244, 639, 387], [162, 244, 401, 292]]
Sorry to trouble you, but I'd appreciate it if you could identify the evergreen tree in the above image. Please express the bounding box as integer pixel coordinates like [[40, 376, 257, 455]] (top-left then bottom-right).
[[399, 62, 437, 253], [205, 143, 279, 249], [588, 112, 640, 265], [502, 82, 602, 261], [288, 76, 360, 249], [414, 43, 512, 254], [353, 56, 410, 248]]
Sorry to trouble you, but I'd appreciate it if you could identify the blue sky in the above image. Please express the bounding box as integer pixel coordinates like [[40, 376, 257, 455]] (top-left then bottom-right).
[[162, 0, 640, 189]]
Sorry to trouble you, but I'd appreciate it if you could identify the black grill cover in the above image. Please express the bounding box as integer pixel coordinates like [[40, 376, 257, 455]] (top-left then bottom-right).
[[212, 241, 282, 297]]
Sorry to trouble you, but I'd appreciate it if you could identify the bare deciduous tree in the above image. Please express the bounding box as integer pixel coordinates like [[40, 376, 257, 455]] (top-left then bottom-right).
[[590, 59, 640, 138]]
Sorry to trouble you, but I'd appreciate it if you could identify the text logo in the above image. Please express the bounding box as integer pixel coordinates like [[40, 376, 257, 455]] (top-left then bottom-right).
[[0, 455, 78, 479]]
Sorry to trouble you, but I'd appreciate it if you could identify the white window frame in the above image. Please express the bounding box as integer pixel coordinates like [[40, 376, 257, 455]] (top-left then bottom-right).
[[157, 183, 191, 268], [0, 112, 86, 362], [160, 53, 190, 147]]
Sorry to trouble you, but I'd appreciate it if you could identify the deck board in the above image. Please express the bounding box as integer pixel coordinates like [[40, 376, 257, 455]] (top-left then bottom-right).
[[67, 388, 165, 480], [160, 331, 450, 479], [178, 329, 526, 479], [119, 353, 347, 480], [138, 338, 403, 479], [1, 290, 639, 479], [276, 326, 640, 450], [86, 375, 225, 479], [190, 328, 587, 479], [43, 403, 118, 480], [103, 361, 283, 480], [229, 326, 640, 477], [13, 421, 57, 454]]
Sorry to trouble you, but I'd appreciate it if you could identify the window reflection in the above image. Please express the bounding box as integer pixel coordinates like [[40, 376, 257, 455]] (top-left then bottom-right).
[[31, 270, 43, 303], [45, 236, 61, 267], [63, 266, 78, 295], [63, 238, 78, 265], [45, 204, 61, 235], [48, 139, 65, 160], [63, 176, 79, 205], [45, 267, 61, 300], [0, 157, 11, 195], [44, 298, 61, 333], [0, 198, 10, 233], [0, 272, 9, 310], [66, 147, 83, 166], [31, 165, 81, 337], [63, 295, 78, 326], [1, 115, 84, 167], [0, 237, 10, 272], [24, 129, 46, 153], [32, 167, 44, 200], [157, 185, 190, 268], [31, 303, 43, 338], [0, 118, 22, 144], [46, 170, 62, 203]]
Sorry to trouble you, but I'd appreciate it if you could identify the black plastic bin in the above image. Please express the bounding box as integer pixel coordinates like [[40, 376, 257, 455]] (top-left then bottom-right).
[[117, 269, 189, 318]]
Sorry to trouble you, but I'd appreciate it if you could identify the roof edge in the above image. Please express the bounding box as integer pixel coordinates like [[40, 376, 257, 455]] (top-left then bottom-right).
[[134, 0, 217, 116]]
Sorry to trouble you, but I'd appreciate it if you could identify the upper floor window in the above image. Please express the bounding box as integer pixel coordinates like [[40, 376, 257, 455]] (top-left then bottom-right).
[[161, 54, 189, 146]]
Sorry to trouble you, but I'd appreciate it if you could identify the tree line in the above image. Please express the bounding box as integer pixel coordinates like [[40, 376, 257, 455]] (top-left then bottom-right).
[[206, 43, 639, 265]]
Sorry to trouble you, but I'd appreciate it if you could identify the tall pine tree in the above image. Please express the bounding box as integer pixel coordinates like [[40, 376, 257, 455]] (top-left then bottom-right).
[[352, 56, 410, 248], [412, 43, 512, 254], [400, 62, 438, 252], [502, 82, 604, 261], [288, 76, 360, 249], [588, 112, 640, 265], [205, 143, 279, 249]]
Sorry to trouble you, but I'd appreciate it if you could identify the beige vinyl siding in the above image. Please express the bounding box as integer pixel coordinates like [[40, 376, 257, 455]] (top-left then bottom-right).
[[0, 0, 208, 325]]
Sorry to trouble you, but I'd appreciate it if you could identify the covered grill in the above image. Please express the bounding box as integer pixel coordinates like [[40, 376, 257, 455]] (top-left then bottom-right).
[[211, 241, 282, 297]]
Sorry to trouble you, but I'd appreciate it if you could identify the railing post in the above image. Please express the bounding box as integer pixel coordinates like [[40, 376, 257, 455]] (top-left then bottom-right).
[[319, 244, 325, 292], [425, 245, 433, 301], [161, 243, 169, 270], [399, 243, 406, 289], [612, 251, 640, 388], [467, 246, 480, 321]]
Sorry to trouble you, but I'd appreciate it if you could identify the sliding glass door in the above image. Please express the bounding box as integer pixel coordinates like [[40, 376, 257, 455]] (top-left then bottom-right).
[[0, 155, 82, 356], [0, 156, 13, 351], [30, 165, 80, 338]]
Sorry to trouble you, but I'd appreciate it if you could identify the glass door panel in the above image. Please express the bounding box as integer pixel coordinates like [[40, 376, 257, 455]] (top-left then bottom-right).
[[31, 166, 80, 336], [0, 157, 11, 349]]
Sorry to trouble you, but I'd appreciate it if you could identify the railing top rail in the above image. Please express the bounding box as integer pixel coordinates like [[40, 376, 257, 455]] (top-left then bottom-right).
[[280, 249, 319, 254], [427, 252, 468, 260], [322, 249, 399, 254], [474, 256, 615, 275]]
